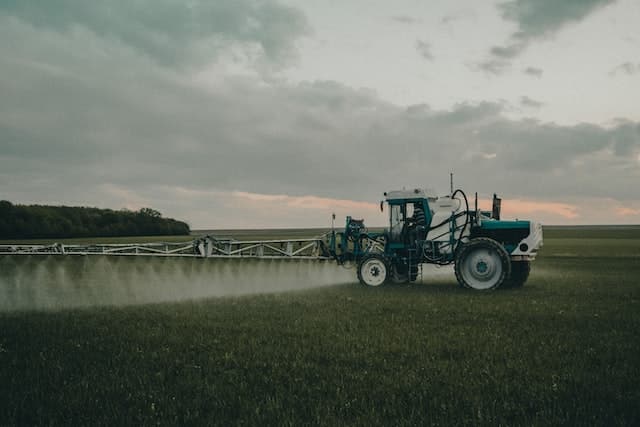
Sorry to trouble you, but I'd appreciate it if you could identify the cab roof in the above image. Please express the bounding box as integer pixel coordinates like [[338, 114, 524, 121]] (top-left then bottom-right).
[[384, 188, 437, 201]]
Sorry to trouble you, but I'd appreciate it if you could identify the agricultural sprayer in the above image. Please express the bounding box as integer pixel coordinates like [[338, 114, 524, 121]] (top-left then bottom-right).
[[327, 188, 542, 290], [0, 187, 542, 291]]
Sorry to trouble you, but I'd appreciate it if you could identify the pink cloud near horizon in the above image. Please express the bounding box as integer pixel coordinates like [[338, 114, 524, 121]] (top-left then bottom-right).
[[615, 207, 640, 217], [232, 191, 379, 212], [152, 186, 640, 228], [475, 197, 577, 219]]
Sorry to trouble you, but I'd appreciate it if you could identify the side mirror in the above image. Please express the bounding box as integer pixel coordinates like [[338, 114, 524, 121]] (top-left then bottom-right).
[[492, 193, 502, 220], [380, 201, 384, 212]]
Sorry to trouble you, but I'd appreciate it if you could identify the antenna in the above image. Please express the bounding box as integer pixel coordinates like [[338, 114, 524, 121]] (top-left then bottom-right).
[[450, 172, 454, 194]]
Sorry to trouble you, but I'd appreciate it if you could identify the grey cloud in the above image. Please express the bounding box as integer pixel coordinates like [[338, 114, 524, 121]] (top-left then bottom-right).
[[610, 62, 640, 76], [608, 121, 640, 156], [483, 0, 617, 72], [499, 0, 616, 40], [490, 43, 527, 59], [425, 102, 503, 125], [416, 40, 433, 61], [524, 66, 544, 77], [479, 43, 526, 73], [520, 96, 544, 109], [440, 15, 459, 25], [0, 0, 309, 68], [476, 59, 510, 75], [441, 10, 477, 25], [391, 15, 419, 24], [1, 15, 640, 223]]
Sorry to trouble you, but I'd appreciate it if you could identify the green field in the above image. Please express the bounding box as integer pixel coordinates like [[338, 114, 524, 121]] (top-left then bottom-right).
[[1, 227, 639, 425]]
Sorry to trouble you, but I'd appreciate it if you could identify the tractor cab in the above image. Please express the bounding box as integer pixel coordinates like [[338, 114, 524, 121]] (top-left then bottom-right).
[[384, 189, 435, 247]]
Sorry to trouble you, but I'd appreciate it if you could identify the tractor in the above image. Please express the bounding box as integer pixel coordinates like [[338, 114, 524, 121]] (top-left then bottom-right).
[[327, 188, 543, 290]]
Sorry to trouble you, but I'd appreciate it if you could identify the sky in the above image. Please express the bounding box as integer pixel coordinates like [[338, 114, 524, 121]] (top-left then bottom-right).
[[1, 0, 639, 228]]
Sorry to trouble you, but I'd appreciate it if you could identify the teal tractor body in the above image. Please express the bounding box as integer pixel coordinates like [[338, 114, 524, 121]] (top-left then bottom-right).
[[327, 188, 543, 290]]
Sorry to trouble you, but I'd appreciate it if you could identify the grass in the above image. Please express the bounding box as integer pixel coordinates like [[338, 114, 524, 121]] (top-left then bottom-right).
[[0, 227, 639, 425]]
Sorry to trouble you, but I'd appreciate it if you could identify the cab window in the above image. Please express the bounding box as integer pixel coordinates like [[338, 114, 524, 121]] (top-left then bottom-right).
[[390, 204, 405, 242]]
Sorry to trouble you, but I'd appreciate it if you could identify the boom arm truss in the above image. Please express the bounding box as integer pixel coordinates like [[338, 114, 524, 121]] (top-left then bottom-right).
[[0, 235, 332, 260]]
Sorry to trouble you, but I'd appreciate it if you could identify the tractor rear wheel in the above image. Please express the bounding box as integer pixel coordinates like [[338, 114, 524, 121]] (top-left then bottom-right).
[[503, 261, 530, 288], [357, 254, 389, 287], [455, 238, 511, 291]]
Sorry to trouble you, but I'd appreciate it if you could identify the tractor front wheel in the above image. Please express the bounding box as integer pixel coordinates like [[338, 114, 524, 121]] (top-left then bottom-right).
[[357, 254, 389, 287], [455, 238, 511, 291]]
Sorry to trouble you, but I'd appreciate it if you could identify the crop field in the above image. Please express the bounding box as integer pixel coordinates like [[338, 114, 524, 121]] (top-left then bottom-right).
[[1, 227, 639, 426]]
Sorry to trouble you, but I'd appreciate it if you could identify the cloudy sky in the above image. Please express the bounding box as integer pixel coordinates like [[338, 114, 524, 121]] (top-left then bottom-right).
[[1, 0, 639, 228]]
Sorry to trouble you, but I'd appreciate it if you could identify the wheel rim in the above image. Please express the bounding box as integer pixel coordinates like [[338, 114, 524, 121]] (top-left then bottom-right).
[[460, 248, 503, 290], [360, 258, 387, 286]]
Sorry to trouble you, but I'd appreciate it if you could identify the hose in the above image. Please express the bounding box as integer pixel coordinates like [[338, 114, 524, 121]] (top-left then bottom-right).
[[451, 189, 470, 254], [422, 189, 470, 265]]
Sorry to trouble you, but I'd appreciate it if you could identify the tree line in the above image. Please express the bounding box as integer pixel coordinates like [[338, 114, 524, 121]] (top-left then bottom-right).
[[0, 201, 190, 239]]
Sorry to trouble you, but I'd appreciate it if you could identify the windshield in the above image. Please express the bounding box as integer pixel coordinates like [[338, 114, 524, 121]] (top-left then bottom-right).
[[390, 204, 405, 242]]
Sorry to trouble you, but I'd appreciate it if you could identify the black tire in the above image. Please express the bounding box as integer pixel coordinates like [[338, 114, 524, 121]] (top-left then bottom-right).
[[390, 264, 408, 284], [409, 265, 419, 282], [390, 263, 419, 284], [357, 253, 389, 287], [503, 261, 530, 289], [454, 237, 511, 291]]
